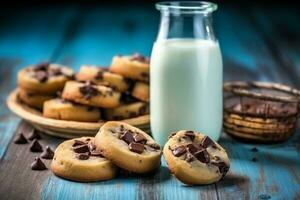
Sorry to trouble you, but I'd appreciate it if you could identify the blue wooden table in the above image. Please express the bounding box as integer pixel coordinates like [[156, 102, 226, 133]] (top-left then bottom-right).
[[0, 3, 299, 200]]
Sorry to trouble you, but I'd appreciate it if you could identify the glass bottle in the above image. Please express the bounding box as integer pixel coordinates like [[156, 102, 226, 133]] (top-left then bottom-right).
[[150, 1, 222, 145]]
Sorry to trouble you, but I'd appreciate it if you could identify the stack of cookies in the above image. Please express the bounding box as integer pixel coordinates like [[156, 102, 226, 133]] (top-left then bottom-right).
[[223, 81, 300, 143], [17, 53, 150, 123], [17, 62, 75, 110]]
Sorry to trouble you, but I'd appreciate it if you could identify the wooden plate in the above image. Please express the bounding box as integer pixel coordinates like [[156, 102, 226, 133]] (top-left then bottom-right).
[[6, 89, 150, 138]]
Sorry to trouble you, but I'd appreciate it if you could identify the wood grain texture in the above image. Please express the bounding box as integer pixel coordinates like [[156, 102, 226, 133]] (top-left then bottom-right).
[[0, 3, 299, 200]]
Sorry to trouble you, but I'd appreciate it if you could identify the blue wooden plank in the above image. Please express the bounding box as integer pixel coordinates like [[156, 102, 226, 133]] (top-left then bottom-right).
[[55, 5, 159, 69], [0, 6, 78, 160]]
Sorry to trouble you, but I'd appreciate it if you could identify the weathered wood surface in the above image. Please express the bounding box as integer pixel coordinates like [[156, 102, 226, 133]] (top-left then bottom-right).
[[0, 3, 299, 200]]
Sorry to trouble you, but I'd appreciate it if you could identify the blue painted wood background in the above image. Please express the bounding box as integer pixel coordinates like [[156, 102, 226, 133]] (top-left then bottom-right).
[[0, 2, 299, 200]]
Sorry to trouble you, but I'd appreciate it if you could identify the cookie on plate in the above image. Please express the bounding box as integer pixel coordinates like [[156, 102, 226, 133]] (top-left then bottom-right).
[[132, 82, 149, 102], [51, 137, 117, 182], [43, 98, 101, 122], [95, 121, 161, 173], [110, 54, 150, 82], [62, 81, 121, 108], [163, 130, 230, 185], [18, 62, 74, 95], [76, 66, 132, 92], [103, 102, 149, 120], [18, 88, 54, 109]]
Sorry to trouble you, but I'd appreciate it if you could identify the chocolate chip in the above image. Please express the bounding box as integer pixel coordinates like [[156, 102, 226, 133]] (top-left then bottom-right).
[[172, 145, 187, 157], [201, 136, 215, 148], [14, 133, 28, 144], [76, 152, 90, 160], [73, 144, 90, 154], [28, 130, 41, 141], [40, 146, 54, 159], [252, 157, 258, 162], [194, 149, 210, 163], [185, 131, 195, 140], [130, 53, 149, 63], [35, 71, 48, 82], [31, 157, 47, 170], [79, 84, 99, 99], [95, 70, 104, 80], [168, 132, 177, 139], [121, 130, 135, 144], [212, 162, 229, 174], [34, 62, 49, 71], [148, 143, 160, 150], [186, 143, 199, 155], [30, 139, 43, 152], [251, 147, 258, 152], [133, 134, 147, 144], [48, 68, 62, 76], [72, 140, 86, 147], [129, 142, 144, 154]]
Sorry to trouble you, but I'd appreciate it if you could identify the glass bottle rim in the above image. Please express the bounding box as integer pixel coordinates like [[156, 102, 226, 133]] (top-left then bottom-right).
[[155, 1, 218, 14]]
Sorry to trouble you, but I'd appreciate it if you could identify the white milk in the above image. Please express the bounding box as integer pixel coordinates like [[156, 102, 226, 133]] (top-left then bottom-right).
[[150, 38, 223, 145]]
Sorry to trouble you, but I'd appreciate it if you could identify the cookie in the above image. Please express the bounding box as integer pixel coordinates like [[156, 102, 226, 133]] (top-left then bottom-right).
[[163, 131, 230, 185], [110, 54, 150, 82], [224, 114, 295, 130], [62, 81, 121, 108], [17, 62, 74, 95], [103, 102, 149, 120], [51, 137, 117, 182], [18, 88, 53, 109], [76, 66, 132, 92], [95, 121, 161, 173], [43, 98, 101, 122], [223, 127, 293, 143], [132, 82, 149, 102]]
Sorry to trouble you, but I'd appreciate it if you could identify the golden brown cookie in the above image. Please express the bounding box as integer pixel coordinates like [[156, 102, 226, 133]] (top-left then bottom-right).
[[17, 63, 74, 95], [62, 81, 121, 108], [43, 98, 101, 122], [76, 66, 132, 92], [132, 82, 149, 102], [110, 54, 150, 82], [164, 130, 230, 185], [95, 121, 161, 173], [18, 88, 53, 109], [51, 137, 117, 182], [103, 102, 149, 120]]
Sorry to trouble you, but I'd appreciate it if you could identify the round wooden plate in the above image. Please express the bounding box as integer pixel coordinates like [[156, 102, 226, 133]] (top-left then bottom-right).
[[6, 89, 150, 138]]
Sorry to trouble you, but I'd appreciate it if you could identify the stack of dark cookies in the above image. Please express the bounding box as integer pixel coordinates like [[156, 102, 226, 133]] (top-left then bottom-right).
[[223, 81, 300, 143]]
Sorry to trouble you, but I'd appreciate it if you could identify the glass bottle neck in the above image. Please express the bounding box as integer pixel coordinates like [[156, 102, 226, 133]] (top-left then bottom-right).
[[156, 11, 216, 42]]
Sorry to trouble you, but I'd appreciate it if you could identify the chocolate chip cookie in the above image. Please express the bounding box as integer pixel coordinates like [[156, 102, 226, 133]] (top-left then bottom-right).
[[76, 65, 132, 92], [103, 102, 149, 120], [17, 63, 74, 95], [110, 54, 150, 82], [163, 130, 230, 185], [62, 81, 121, 108], [51, 137, 117, 182], [18, 87, 54, 109], [95, 121, 161, 173], [43, 98, 101, 122]]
